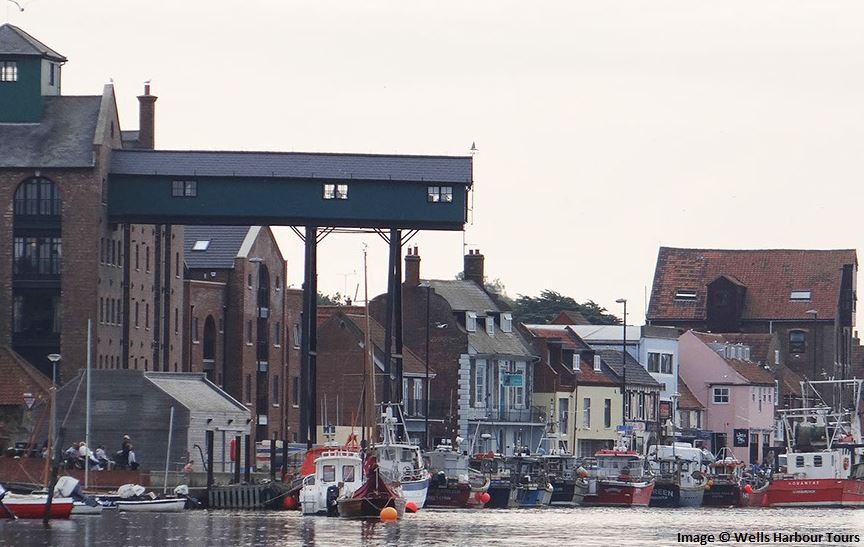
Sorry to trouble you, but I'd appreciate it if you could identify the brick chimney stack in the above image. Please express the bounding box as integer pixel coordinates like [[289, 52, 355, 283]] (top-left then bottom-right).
[[404, 246, 421, 286], [464, 249, 485, 287], [137, 82, 157, 150]]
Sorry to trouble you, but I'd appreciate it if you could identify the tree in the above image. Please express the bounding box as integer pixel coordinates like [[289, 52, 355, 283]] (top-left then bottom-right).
[[511, 290, 620, 325], [317, 292, 352, 305]]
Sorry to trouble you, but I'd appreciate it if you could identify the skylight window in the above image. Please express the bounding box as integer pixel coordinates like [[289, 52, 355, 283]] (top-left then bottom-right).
[[192, 240, 210, 251], [675, 289, 697, 301], [790, 290, 811, 301]]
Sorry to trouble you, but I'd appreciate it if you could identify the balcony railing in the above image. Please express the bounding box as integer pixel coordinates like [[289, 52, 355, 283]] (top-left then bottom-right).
[[472, 405, 545, 424]]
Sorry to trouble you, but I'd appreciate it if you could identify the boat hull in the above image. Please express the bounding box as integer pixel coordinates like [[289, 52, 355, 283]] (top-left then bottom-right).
[[424, 482, 472, 508], [116, 498, 187, 512], [399, 477, 429, 508], [582, 480, 654, 507], [0, 496, 73, 519], [509, 484, 553, 508], [764, 478, 864, 507], [702, 483, 741, 507], [549, 480, 587, 506], [484, 480, 512, 509], [71, 501, 104, 515], [649, 482, 704, 508], [337, 495, 406, 519]]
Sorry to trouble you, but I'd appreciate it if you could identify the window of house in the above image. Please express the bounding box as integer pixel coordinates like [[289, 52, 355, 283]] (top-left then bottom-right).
[[193, 317, 199, 342], [245, 374, 252, 404], [466, 312, 477, 332], [501, 312, 512, 333], [638, 392, 645, 419], [558, 397, 569, 434], [272, 375, 280, 404], [292, 376, 300, 406], [512, 362, 526, 408], [593, 355, 602, 371], [145, 247, 150, 272], [274, 322, 281, 346], [485, 316, 494, 336], [572, 352, 580, 371], [1, 61, 18, 81], [713, 387, 730, 404], [647, 352, 660, 373], [246, 320, 253, 344], [604, 398, 611, 428], [48, 63, 55, 86], [674, 289, 697, 301], [192, 240, 210, 251], [174, 308, 179, 334], [145, 303, 150, 329], [790, 290, 811, 301], [660, 354, 673, 374], [134, 301, 139, 327], [14, 177, 61, 216], [275, 276, 281, 291], [247, 273, 253, 288], [474, 361, 486, 408], [172, 180, 197, 197], [323, 183, 348, 200], [582, 397, 591, 428], [293, 324, 300, 348], [135, 244, 140, 270], [427, 186, 453, 203], [789, 330, 806, 354]]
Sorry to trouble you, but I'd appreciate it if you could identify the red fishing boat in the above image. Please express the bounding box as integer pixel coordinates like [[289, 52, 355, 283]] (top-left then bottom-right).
[[425, 442, 490, 508], [336, 456, 406, 519], [703, 448, 769, 507], [763, 379, 864, 508], [581, 433, 654, 507]]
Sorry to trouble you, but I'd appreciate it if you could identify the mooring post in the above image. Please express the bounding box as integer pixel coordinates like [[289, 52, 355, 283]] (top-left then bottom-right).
[[269, 435, 277, 481], [206, 430, 214, 491], [244, 434, 252, 483], [281, 437, 289, 481], [233, 435, 241, 484]]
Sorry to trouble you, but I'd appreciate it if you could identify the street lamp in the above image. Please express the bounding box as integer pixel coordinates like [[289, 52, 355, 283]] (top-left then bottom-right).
[[46, 353, 61, 458], [615, 299, 627, 427], [805, 309, 818, 380]]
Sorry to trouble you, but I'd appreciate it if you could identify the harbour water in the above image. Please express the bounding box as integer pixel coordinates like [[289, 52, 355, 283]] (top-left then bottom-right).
[[2, 507, 863, 546]]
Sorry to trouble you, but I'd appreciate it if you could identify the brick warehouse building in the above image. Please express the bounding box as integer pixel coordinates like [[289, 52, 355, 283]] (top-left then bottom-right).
[[0, 24, 299, 449]]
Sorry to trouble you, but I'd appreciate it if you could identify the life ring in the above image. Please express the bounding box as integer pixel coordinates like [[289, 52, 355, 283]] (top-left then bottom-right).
[[843, 457, 850, 471]]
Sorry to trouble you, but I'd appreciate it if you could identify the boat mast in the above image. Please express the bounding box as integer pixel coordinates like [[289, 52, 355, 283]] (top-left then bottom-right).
[[363, 244, 375, 445]]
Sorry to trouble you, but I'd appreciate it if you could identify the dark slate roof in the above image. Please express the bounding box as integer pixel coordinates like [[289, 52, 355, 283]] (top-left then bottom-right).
[[0, 24, 66, 60], [0, 96, 100, 167], [469, 326, 535, 359], [522, 325, 592, 352], [595, 349, 661, 387], [184, 225, 252, 269], [145, 372, 248, 413], [648, 247, 857, 321], [109, 149, 473, 184], [428, 280, 497, 312]]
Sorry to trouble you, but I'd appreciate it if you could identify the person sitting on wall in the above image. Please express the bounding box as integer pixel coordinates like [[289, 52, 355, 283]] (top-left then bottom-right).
[[127, 445, 139, 471], [115, 436, 132, 470], [94, 445, 112, 470]]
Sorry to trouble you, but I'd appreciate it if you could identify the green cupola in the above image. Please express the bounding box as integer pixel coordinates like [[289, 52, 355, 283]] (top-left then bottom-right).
[[0, 24, 66, 123]]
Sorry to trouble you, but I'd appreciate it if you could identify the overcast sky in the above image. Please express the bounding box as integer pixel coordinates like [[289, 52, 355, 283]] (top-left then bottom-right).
[[7, 1, 863, 325]]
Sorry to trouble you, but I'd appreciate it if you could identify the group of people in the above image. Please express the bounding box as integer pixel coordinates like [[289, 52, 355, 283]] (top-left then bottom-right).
[[60, 434, 139, 471]]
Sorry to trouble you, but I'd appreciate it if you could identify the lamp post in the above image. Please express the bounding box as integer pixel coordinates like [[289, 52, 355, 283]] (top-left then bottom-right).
[[615, 299, 627, 427], [46, 353, 61, 457], [805, 309, 818, 380]]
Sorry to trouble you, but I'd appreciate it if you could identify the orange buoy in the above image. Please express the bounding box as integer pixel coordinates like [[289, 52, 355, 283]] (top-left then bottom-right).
[[480, 492, 491, 504], [405, 501, 418, 513], [380, 506, 398, 521], [282, 496, 297, 510]]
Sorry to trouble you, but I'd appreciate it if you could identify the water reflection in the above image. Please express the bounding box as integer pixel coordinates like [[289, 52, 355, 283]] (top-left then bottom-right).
[[1, 507, 862, 547]]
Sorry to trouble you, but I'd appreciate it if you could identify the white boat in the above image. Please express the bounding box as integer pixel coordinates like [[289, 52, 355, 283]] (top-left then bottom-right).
[[71, 500, 104, 515], [116, 498, 187, 512], [647, 442, 709, 507], [299, 444, 364, 516], [372, 405, 430, 508]]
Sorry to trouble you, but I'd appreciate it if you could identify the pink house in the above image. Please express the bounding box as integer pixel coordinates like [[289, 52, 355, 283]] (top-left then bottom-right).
[[678, 331, 777, 464]]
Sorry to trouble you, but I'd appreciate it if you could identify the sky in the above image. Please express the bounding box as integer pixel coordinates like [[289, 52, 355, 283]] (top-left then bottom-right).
[[5, 1, 863, 325]]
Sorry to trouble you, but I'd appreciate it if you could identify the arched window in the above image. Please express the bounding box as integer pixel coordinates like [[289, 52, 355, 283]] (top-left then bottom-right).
[[203, 316, 217, 361], [14, 177, 61, 216]]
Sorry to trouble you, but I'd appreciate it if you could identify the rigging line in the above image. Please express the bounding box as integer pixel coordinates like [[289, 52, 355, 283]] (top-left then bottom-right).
[[60, 370, 87, 430]]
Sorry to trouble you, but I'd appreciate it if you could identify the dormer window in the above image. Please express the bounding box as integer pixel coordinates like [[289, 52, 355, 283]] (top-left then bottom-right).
[[466, 312, 477, 332], [593, 355, 602, 371], [485, 316, 494, 336], [572, 352, 581, 371], [0, 61, 17, 82], [790, 290, 811, 301], [501, 312, 512, 333], [675, 289, 697, 301]]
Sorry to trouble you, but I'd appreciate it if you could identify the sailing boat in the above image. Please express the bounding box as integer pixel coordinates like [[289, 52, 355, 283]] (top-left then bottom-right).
[[371, 405, 430, 508]]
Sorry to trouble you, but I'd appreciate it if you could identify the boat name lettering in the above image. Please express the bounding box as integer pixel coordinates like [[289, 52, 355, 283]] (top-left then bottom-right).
[[788, 481, 820, 486]]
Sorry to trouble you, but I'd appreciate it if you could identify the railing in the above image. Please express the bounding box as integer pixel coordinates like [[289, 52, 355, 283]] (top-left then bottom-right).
[[473, 406, 545, 423]]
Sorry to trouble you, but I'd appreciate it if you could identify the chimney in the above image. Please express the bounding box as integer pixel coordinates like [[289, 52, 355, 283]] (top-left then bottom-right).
[[464, 249, 485, 287], [137, 82, 157, 150], [404, 246, 421, 286]]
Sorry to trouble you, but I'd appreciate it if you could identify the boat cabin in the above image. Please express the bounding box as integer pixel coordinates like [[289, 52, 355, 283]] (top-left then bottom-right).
[[593, 450, 649, 481]]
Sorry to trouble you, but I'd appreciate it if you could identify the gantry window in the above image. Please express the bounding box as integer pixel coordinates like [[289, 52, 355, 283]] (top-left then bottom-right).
[[427, 186, 453, 203], [172, 180, 197, 197], [0, 61, 17, 82], [323, 183, 348, 200]]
